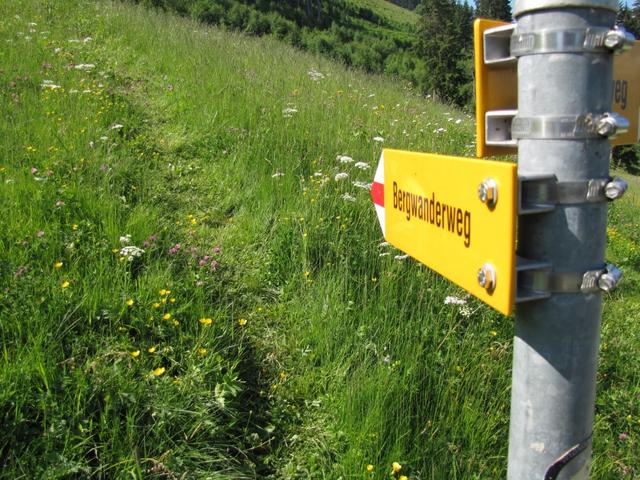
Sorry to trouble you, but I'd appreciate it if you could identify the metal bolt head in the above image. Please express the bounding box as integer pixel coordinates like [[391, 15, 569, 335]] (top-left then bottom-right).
[[477, 178, 497, 208], [604, 27, 635, 52], [477, 263, 496, 291], [597, 113, 630, 138], [598, 264, 623, 292], [604, 177, 628, 200], [596, 115, 617, 137]]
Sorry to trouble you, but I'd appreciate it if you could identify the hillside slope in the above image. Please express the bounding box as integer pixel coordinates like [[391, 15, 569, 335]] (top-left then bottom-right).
[[1, 0, 638, 478]]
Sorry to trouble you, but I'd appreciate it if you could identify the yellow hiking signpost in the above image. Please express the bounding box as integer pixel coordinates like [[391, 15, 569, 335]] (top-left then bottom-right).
[[474, 18, 640, 158], [371, 149, 517, 315]]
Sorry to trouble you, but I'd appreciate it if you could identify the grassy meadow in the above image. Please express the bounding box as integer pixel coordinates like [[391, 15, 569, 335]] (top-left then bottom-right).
[[1, 0, 638, 478]]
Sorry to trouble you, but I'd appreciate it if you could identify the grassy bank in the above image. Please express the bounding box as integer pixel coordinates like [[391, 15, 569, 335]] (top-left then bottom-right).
[[1, 0, 638, 478]]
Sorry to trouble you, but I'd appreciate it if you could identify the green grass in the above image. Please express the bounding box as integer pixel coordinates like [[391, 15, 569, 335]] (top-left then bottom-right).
[[353, 0, 420, 26], [0, 0, 638, 478]]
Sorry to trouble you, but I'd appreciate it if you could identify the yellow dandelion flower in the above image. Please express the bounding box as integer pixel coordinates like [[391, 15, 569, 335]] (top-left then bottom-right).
[[61, 280, 70, 289], [112, 248, 119, 253], [197, 347, 207, 356], [162, 313, 171, 320], [366, 464, 374, 473], [153, 302, 161, 309], [399, 476, 409, 480], [199, 317, 213, 326], [72, 224, 78, 231], [153, 367, 165, 376], [490, 330, 497, 337], [391, 462, 402, 474], [238, 318, 248, 326], [130, 350, 140, 358], [172, 320, 179, 326], [54, 261, 63, 269], [159, 289, 167, 296], [148, 346, 156, 354], [126, 299, 134, 307], [169, 297, 176, 303]]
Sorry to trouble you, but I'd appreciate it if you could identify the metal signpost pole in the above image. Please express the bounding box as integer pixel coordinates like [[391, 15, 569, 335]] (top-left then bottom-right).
[[508, 0, 631, 478]]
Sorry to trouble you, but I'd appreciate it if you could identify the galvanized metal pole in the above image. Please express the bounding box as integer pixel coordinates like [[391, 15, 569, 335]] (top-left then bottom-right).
[[508, 0, 628, 478]]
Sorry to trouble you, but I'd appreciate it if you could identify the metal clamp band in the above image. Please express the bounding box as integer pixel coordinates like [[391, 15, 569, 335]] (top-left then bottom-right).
[[511, 27, 611, 56], [512, 114, 600, 139], [516, 258, 623, 303], [512, 113, 629, 140]]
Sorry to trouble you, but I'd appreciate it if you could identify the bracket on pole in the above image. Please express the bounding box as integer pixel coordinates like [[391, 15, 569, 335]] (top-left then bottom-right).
[[515, 257, 623, 303], [518, 175, 629, 214]]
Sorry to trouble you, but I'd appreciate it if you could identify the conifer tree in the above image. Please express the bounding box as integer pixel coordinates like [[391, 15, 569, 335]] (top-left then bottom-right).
[[630, 0, 640, 36], [476, 0, 512, 21], [415, 0, 474, 106]]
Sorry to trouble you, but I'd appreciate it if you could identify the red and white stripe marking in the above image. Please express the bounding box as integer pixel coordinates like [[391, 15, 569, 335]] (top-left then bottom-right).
[[371, 152, 385, 236]]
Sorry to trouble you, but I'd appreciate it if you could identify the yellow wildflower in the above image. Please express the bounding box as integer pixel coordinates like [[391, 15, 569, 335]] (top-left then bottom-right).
[[172, 320, 179, 326], [238, 318, 248, 326], [153, 367, 165, 376], [148, 346, 156, 354], [399, 476, 409, 480], [366, 464, 374, 473], [490, 330, 497, 337], [197, 347, 207, 356], [159, 289, 167, 296], [126, 299, 134, 307], [391, 462, 402, 474], [169, 297, 176, 303], [153, 303, 161, 309], [130, 350, 140, 358], [54, 261, 63, 269], [61, 280, 70, 289], [72, 224, 78, 231], [162, 313, 171, 320]]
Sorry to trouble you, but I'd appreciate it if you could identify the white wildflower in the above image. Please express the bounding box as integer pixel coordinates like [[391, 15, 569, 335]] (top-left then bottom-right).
[[372, 136, 384, 143], [455, 119, 462, 124], [313, 171, 324, 177], [334, 172, 349, 181], [282, 107, 298, 118], [120, 245, 145, 261], [83, 37, 92, 43], [119, 234, 132, 245], [54, 47, 62, 54], [341, 193, 356, 202], [354, 162, 369, 170], [109, 124, 123, 130], [336, 155, 353, 163], [459, 305, 473, 318], [444, 295, 467, 305], [379, 252, 391, 257], [394, 254, 409, 261], [307, 69, 325, 81], [352, 181, 372, 190], [271, 172, 284, 178], [74, 63, 95, 71], [379, 241, 390, 247], [40, 81, 61, 90]]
